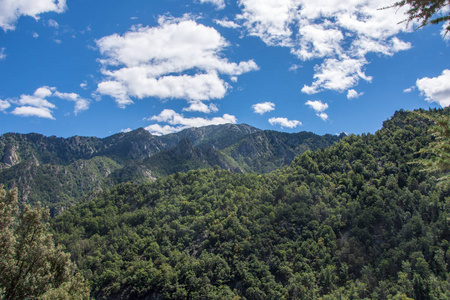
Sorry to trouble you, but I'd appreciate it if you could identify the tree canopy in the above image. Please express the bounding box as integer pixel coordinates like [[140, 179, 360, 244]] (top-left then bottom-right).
[[51, 108, 450, 299]]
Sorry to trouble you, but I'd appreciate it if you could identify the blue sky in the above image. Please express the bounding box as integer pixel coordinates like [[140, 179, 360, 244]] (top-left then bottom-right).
[[0, 0, 449, 138]]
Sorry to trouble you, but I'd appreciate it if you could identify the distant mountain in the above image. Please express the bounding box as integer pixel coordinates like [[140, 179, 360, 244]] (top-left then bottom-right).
[[0, 124, 342, 213]]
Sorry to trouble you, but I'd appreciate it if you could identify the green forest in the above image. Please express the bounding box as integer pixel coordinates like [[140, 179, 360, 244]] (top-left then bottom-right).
[[2, 108, 450, 299]]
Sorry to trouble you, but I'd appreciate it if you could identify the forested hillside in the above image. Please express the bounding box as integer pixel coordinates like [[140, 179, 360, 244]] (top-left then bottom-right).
[[0, 125, 340, 214], [51, 108, 450, 299]]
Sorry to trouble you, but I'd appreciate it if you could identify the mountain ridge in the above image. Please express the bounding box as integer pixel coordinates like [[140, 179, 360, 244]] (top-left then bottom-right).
[[0, 123, 342, 213]]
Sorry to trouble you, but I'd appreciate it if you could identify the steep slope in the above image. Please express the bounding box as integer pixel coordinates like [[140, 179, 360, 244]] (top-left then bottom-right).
[[143, 138, 242, 177], [51, 108, 450, 299], [224, 130, 343, 173]]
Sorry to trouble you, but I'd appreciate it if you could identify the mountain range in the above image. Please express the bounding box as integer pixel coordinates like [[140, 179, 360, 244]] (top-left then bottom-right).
[[0, 124, 341, 214]]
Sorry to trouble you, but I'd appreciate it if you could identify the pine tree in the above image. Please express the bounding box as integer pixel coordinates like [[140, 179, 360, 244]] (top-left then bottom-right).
[[386, 0, 450, 35], [413, 112, 450, 187], [0, 187, 90, 300]]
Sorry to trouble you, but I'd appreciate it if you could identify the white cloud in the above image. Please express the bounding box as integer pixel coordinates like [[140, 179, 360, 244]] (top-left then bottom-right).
[[145, 124, 186, 136], [54, 91, 90, 115], [252, 101, 275, 115], [237, 0, 297, 46], [149, 109, 237, 127], [317, 112, 328, 121], [0, 0, 67, 31], [301, 56, 372, 94], [48, 19, 59, 28], [6, 86, 90, 119], [11, 106, 55, 119], [403, 86, 415, 93], [347, 89, 363, 99], [237, 0, 413, 93], [96, 17, 258, 107], [0, 99, 10, 111], [121, 128, 132, 133], [268, 117, 302, 128], [183, 101, 219, 113], [80, 81, 88, 89], [96, 81, 133, 108], [305, 100, 328, 112], [416, 69, 450, 107], [15, 86, 56, 109], [198, 0, 225, 10], [0, 47, 6, 60], [34, 86, 54, 98], [32, 32, 39, 38], [214, 18, 240, 29], [293, 21, 344, 60], [305, 100, 329, 120], [17, 94, 55, 108]]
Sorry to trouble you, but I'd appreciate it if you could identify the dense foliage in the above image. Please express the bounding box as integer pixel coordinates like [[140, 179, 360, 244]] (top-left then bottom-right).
[[0, 187, 89, 300], [51, 109, 450, 299]]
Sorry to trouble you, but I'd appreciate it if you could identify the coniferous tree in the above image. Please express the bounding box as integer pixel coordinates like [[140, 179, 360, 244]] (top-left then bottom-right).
[[0, 187, 90, 300], [386, 0, 450, 34], [412, 112, 450, 186]]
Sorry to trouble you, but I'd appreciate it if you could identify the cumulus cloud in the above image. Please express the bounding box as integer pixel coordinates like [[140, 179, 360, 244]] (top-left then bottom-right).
[[198, 0, 225, 10], [145, 109, 237, 135], [0, 0, 67, 31], [183, 101, 219, 114], [144, 124, 185, 136], [347, 89, 363, 99], [416, 69, 450, 107], [305, 100, 328, 112], [15, 87, 56, 110], [6, 86, 89, 119], [316, 112, 328, 121], [121, 128, 132, 133], [11, 106, 55, 119], [301, 56, 372, 94], [96, 16, 258, 108], [237, 0, 413, 94], [149, 109, 237, 127], [252, 101, 275, 115], [96, 81, 133, 108], [268, 117, 302, 128], [293, 21, 344, 60], [237, 0, 297, 46], [305, 100, 329, 121], [0, 99, 10, 111], [54, 91, 90, 115]]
